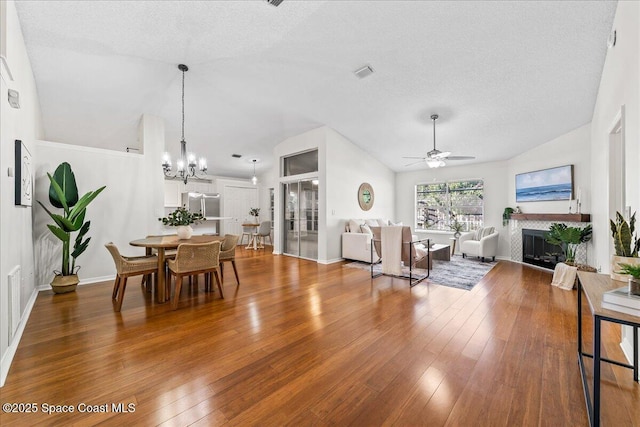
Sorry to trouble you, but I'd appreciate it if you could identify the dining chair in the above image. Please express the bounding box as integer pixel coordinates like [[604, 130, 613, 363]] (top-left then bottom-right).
[[105, 243, 158, 312], [253, 221, 272, 247], [219, 234, 240, 285], [167, 240, 223, 310], [240, 224, 253, 245]]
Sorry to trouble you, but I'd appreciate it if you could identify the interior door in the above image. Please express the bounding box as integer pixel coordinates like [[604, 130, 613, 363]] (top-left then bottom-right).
[[223, 186, 258, 236]]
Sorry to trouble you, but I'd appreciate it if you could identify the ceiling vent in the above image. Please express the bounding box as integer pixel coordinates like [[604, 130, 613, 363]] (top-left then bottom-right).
[[354, 65, 374, 79], [266, 0, 284, 6], [232, 154, 242, 158]]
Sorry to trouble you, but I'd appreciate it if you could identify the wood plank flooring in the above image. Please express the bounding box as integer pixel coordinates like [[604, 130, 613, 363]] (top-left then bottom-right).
[[1, 249, 638, 426]]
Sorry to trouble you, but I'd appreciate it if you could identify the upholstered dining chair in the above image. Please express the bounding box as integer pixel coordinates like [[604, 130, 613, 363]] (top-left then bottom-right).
[[105, 242, 158, 312], [240, 225, 253, 245], [219, 234, 240, 285], [167, 240, 223, 310], [254, 221, 272, 247]]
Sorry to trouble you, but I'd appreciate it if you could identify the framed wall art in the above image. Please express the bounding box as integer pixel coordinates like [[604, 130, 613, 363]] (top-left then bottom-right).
[[15, 140, 33, 206], [358, 182, 374, 211], [515, 164, 573, 202]]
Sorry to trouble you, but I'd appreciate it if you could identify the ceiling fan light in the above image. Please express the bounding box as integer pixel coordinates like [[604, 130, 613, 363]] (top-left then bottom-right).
[[426, 158, 445, 168]]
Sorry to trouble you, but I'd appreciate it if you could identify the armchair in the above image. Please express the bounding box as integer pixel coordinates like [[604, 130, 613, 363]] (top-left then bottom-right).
[[459, 227, 499, 262]]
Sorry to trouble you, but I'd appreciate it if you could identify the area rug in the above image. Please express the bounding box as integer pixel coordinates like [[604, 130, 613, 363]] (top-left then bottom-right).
[[344, 256, 497, 291]]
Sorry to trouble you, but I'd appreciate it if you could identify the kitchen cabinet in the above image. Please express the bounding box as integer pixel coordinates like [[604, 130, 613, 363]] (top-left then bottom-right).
[[164, 180, 182, 207]]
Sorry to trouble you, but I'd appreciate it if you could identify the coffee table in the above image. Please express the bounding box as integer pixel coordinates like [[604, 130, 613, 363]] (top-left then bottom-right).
[[430, 244, 451, 261]]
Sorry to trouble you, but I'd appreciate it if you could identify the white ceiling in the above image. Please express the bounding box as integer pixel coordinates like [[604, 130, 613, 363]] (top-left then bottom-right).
[[15, 0, 617, 179]]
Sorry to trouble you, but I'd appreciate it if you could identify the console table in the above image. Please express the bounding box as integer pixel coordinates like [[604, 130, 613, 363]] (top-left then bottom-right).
[[576, 271, 639, 427]]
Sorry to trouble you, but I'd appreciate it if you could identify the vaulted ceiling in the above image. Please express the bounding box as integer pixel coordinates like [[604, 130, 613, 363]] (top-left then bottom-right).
[[15, 0, 617, 178]]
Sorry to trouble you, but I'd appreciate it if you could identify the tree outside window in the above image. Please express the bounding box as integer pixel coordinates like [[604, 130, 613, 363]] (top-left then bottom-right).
[[416, 180, 484, 231]]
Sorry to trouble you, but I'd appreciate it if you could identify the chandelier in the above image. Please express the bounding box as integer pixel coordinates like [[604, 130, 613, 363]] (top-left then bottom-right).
[[162, 64, 207, 184]]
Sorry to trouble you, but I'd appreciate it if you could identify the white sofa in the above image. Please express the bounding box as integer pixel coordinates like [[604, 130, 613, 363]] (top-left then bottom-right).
[[459, 226, 499, 262], [341, 218, 393, 263]]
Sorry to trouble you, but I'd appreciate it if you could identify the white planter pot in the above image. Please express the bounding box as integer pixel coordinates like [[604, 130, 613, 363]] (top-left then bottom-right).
[[177, 225, 193, 240], [610, 255, 640, 282]]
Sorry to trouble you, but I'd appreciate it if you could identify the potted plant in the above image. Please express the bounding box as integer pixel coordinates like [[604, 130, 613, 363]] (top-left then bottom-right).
[[449, 212, 465, 238], [249, 207, 260, 224], [545, 223, 592, 265], [37, 162, 106, 293], [610, 211, 640, 282], [616, 263, 640, 296], [158, 205, 205, 239], [502, 207, 515, 226]]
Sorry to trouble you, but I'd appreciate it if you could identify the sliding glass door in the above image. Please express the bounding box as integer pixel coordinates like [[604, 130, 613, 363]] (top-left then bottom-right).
[[282, 179, 318, 260]]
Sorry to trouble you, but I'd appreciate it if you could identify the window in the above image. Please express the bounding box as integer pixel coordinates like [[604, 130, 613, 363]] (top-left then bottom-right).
[[416, 180, 484, 231], [282, 149, 318, 177]]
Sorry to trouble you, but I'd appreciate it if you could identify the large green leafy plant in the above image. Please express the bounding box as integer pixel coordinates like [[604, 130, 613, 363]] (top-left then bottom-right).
[[610, 211, 640, 257], [37, 163, 106, 276], [545, 223, 592, 264]]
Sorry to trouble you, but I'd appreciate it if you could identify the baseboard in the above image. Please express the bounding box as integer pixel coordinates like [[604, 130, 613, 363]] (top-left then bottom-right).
[[620, 329, 635, 379], [318, 258, 344, 265], [0, 287, 38, 387], [37, 274, 115, 291]]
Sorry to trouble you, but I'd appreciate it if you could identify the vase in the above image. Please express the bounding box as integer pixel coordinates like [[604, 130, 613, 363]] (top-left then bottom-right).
[[177, 225, 193, 239], [630, 277, 640, 296], [51, 274, 79, 294], [610, 255, 640, 282]]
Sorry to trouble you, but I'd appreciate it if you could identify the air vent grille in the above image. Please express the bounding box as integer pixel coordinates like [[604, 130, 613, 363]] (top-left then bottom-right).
[[266, 0, 284, 6]]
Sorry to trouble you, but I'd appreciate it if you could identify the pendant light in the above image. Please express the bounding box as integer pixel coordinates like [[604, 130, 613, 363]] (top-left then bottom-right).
[[251, 159, 258, 185]]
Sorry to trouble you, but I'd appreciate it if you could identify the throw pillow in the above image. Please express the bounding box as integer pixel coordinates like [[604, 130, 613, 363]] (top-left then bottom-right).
[[390, 220, 403, 226], [348, 219, 362, 234], [474, 228, 484, 240], [378, 218, 390, 226], [360, 224, 373, 236], [481, 227, 495, 238], [365, 219, 379, 227]]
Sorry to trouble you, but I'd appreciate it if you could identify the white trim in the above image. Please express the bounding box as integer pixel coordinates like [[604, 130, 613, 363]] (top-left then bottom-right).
[[37, 275, 115, 291], [0, 55, 14, 82], [0, 288, 39, 387], [319, 258, 344, 265], [35, 140, 144, 158], [620, 335, 634, 371]]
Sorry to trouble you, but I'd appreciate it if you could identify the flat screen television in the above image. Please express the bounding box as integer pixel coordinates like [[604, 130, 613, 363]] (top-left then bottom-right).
[[515, 165, 573, 202]]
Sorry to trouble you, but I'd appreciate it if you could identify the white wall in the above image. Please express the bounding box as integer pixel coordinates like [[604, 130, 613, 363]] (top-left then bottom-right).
[[273, 126, 395, 263], [325, 128, 395, 262], [34, 141, 165, 286], [588, 1, 639, 364], [0, 0, 44, 385], [395, 160, 509, 257], [507, 124, 591, 214]]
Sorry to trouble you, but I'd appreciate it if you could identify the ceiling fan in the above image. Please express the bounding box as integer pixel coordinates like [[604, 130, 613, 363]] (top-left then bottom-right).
[[403, 114, 475, 168]]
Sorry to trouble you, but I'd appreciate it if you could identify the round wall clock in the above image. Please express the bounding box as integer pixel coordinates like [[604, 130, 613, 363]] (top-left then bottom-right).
[[358, 182, 374, 211]]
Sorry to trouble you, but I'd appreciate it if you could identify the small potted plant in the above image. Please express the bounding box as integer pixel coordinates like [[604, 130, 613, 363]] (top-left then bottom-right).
[[609, 211, 640, 282], [159, 206, 205, 239], [249, 207, 260, 224], [616, 263, 640, 296], [449, 213, 465, 238], [37, 162, 106, 293]]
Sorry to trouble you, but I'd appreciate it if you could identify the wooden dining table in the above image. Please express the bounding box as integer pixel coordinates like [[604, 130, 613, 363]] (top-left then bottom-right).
[[129, 234, 224, 303]]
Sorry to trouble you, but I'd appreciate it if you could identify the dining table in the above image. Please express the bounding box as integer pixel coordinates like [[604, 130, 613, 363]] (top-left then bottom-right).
[[129, 234, 224, 303], [242, 223, 262, 250]]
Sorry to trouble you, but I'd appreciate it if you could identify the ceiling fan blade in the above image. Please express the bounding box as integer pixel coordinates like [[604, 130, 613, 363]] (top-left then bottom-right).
[[433, 151, 451, 159], [404, 159, 426, 167], [402, 156, 427, 159], [446, 155, 475, 160]]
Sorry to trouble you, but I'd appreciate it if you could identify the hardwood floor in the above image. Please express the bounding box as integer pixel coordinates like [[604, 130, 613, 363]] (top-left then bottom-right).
[[1, 249, 638, 426]]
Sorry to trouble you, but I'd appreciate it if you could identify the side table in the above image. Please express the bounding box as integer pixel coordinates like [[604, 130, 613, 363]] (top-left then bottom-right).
[[577, 271, 639, 427]]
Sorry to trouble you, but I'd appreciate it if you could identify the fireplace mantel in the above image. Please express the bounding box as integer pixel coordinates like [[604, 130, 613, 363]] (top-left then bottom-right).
[[510, 213, 590, 222]]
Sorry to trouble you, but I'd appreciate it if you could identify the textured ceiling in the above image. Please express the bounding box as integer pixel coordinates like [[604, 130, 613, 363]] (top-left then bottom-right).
[[15, 0, 616, 178]]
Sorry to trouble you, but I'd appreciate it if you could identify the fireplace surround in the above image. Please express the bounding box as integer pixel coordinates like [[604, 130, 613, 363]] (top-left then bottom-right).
[[522, 229, 564, 269]]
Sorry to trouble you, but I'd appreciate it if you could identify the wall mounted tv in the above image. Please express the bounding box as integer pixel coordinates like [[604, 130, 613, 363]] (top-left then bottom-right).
[[515, 165, 573, 202]]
